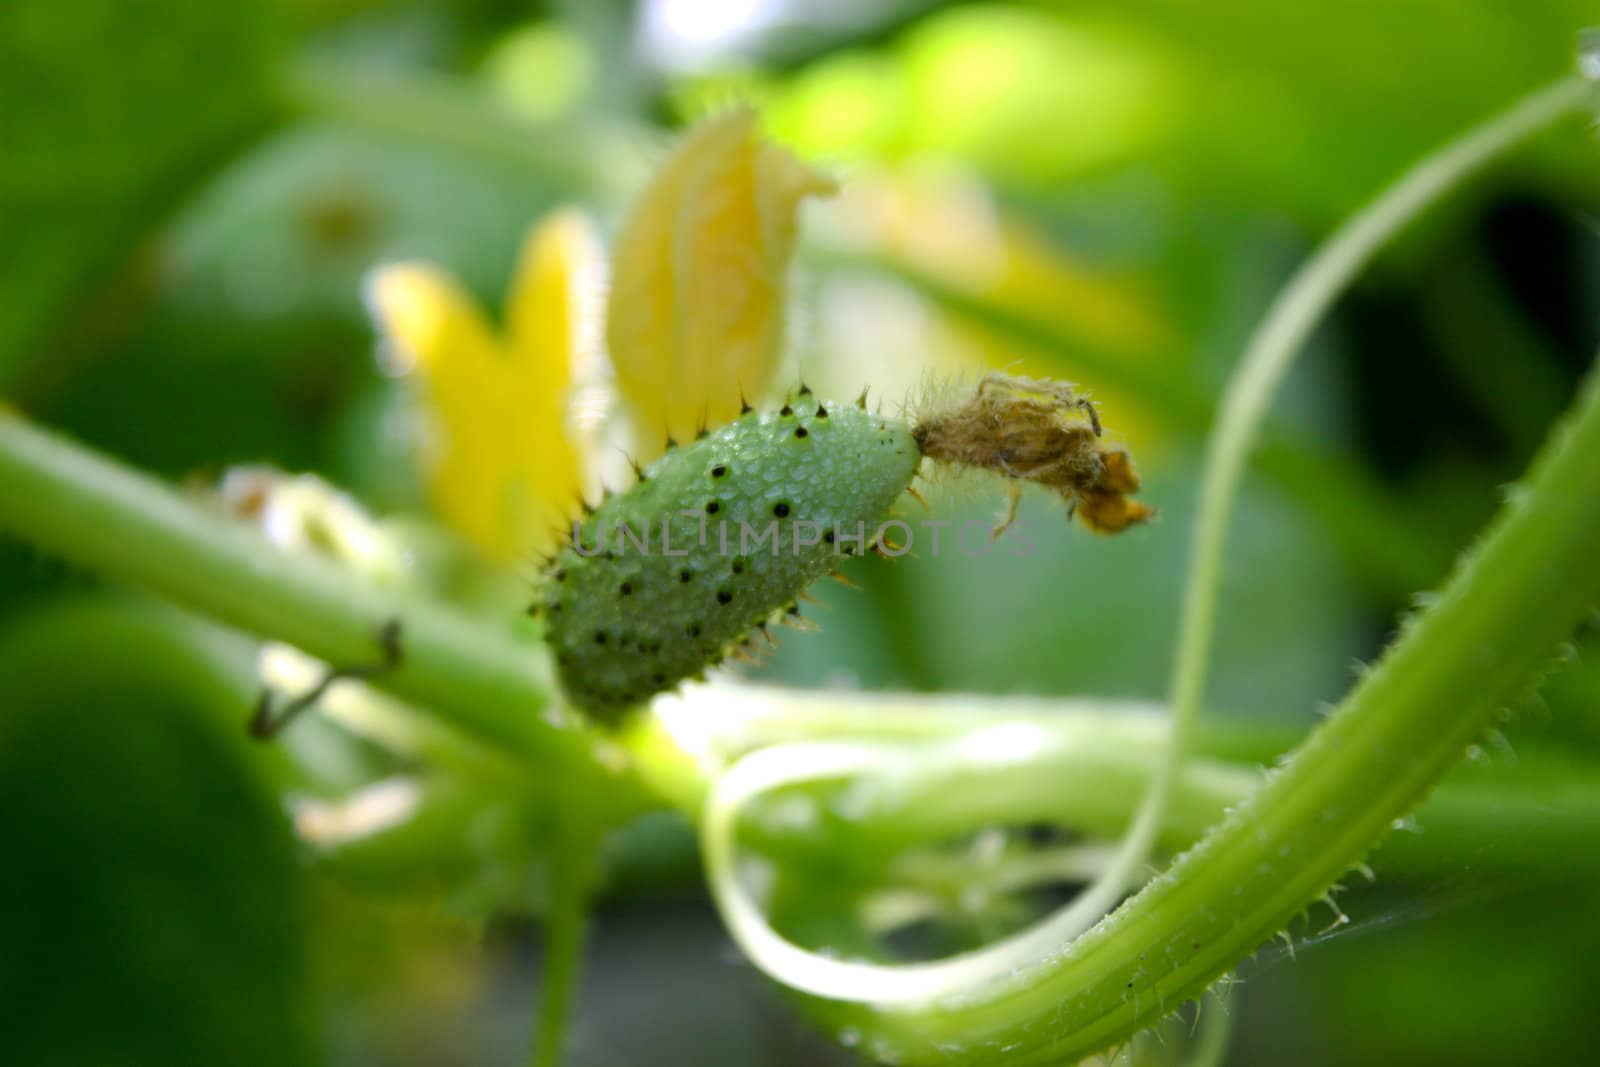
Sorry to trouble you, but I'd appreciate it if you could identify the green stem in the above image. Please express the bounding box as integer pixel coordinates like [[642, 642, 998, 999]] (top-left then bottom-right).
[[0, 410, 637, 804], [531, 830, 598, 1067], [769, 322, 1600, 1066], [1146, 70, 1593, 952], [726, 696, 1600, 881], [700, 74, 1599, 1063]]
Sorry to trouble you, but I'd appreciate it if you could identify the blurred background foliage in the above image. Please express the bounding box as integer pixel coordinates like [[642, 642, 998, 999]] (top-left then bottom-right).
[[1, 1, 1597, 1065]]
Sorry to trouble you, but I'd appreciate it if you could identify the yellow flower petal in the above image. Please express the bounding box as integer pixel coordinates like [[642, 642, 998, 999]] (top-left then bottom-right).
[[367, 213, 599, 565], [606, 108, 835, 451], [367, 263, 502, 384], [367, 264, 511, 559], [506, 209, 602, 539]]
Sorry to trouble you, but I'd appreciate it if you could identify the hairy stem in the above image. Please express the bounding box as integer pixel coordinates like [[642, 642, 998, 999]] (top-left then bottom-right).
[[1158, 73, 1591, 912], [701, 73, 1599, 1063], [733, 330, 1600, 1067]]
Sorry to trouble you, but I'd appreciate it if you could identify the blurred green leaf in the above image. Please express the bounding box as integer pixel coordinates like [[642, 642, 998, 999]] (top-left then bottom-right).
[[1300, 882, 1600, 1066], [1070, 0, 1594, 215], [0, 0, 285, 386], [28, 115, 587, 497], [764, 2, 1593, 216], [0, 598, 320, 1066]]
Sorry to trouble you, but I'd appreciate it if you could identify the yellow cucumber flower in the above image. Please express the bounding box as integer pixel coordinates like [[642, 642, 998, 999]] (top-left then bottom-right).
[[367, 110, 831, 566], [606, 107, 836, 453], [367, 210, 598, 564]]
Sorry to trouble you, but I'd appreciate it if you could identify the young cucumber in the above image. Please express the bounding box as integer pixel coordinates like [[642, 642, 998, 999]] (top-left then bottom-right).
[[540, 393, 920, 721]]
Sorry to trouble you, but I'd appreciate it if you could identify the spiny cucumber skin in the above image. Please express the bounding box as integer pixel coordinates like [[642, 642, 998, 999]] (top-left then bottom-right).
[[542, 400, 920, 721]]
